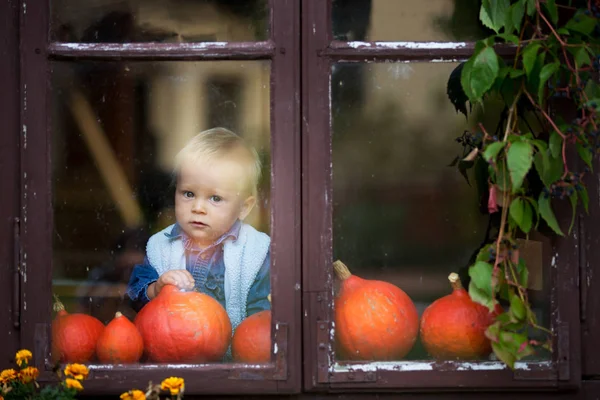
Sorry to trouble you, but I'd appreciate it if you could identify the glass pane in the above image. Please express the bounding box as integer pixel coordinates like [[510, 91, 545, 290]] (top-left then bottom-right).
[[332, 62, 551, 362], [52, 0, 269, 42], [332, 0, 491, 42], [51, 60, 272, 364]]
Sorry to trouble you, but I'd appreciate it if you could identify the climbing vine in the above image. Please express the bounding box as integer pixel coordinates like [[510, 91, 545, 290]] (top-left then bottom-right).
[[447, 0, 600, 367]]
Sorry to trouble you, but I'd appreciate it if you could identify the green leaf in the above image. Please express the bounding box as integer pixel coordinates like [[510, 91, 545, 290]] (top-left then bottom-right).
[[470, 281, 495, 311], [573, 46, 592, 68], [542, 0, 558, 25], [585, 80, 600, 99], [510, 293, 527, 321], [549, 131, 562, 159], [507, 141, 533, 193], [497, 33, 520, 44], [510, 197, 533, 233], [469, 261, 494, 297], [518, 257, 529, 287], [509, 69, 525, 78], [522, 43, 541, 78], [511, 0, 525, 31], [557, 27, 570, 35], [483, 141, 506, 163], [526, 0, 536, 16], [464, 47, 500, 103], [580, 185, 589, 214], [480, 0, 510, 33], [565, 14, 597, 36], [538, 61, 560, 102], [539, 194, 564, 236], [493, 341, 516, 369], [577, 142, 593, 170], [496, 164, 512, 192], [569, 192, 578, 234], [534, 151, 563, 187]]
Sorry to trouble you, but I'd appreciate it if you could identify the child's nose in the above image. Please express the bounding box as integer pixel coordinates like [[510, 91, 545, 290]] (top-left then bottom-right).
[[191, 199, 207, 213]]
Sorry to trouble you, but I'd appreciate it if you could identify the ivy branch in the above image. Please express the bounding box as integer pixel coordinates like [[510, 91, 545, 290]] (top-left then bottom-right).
[[447, 0, 599, 367]]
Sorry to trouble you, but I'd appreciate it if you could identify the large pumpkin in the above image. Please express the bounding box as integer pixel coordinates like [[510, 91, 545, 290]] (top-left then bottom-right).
[[231, 310, 271, 363], [420, 272, 499, 359], [97, 312, 144, 364], [333, 260, 419, 361], [52, 296, 105, 363], [135, 284, 232, 363]]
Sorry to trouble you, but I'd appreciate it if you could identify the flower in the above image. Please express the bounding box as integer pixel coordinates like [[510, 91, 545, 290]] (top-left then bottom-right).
[[63, 364, 89, 380], [18, 367, 39, 383], [15, 350, 32, 367], [64, 378, 83, 391], [160, 377, 185, 396], [120, 389, 146, 400], [0, 369, 17, 384]]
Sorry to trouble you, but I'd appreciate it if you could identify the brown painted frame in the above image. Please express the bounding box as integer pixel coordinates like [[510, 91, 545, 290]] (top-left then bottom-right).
[[17, 0, 301, 395], [301, 0, 581, 392]]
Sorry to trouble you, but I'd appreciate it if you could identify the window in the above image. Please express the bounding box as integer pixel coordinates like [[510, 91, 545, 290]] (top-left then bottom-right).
[[302, 0, 580, 392], [17, 0, 300, 395], [4, 0, 589, 396]]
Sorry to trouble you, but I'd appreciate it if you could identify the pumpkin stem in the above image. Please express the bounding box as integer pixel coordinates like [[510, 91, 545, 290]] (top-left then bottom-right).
[[52, 294, 66, 313], [448, 273, 463, 291], [333, 260, 352, 280]]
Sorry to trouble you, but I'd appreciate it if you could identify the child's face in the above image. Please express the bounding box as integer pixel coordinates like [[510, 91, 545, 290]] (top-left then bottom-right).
[[175, 156, 255, 248]]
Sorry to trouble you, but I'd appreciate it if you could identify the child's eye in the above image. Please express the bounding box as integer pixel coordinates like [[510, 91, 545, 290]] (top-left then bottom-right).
[[210, 195, 223, 203], [182, 191, 194, 199]]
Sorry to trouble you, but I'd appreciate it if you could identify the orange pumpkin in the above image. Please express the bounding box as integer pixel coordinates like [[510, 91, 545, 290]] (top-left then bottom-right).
[[135, 284, 232, 363], [232, 310, 271, 363], [97, 312, 144, 364], [333, 260, 419, 361], [420, 272, 499, 359], [52, 296, 105, 363]]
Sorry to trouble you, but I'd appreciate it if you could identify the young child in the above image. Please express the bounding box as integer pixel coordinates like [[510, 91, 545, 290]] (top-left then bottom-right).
[[127, 127, 270, 330]]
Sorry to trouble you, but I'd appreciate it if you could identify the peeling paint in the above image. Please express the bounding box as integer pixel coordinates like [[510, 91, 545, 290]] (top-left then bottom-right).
[[332, 360, 553, 373], [346, 41, 468, 50], [22, 125, 27, 149], [55, 42, 229, 51], [273, 343, 278, 354]]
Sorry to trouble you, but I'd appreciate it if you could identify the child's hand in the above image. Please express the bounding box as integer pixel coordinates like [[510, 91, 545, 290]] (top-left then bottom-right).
[[149, 270, 195, 298]]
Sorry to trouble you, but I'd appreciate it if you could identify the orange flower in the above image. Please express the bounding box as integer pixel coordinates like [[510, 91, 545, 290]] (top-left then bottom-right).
[[64, 378, 83, 391], [160, 377, 185, 396], [120, 389, 146, 400], [63, 364, 89, 380], [15, 350, 32, 367], [0, 369, 18, 384], [18, 367, 39, 384]]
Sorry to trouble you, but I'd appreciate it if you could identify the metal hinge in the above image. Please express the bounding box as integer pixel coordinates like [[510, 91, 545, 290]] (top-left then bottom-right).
[[316, 320, 377, 384], [13, 217, 21, 329]]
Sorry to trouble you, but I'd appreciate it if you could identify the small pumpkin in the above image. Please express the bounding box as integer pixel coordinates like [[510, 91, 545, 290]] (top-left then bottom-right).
[[97, 311, 144, 364], [135, 284, 232, 363], [52, 295, 105, 363], [232, 294, 272, 363], [333, 260, 419, 361], [420, 272, 499, 360]]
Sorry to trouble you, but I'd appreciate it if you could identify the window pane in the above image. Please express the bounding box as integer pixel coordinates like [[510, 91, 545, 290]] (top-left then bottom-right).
[[51, 60, 272, 364], [332, 0, 490, 42], [52, 0, 269, 42], [332, 62, 551, 362]]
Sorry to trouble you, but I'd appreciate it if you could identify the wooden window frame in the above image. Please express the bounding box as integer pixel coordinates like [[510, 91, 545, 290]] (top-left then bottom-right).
[[17, 0, 301, 395], [301, 0, 581, 392]]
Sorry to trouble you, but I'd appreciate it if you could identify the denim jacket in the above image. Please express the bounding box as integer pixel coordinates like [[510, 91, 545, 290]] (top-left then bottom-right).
[[127, 221, 271, 317]]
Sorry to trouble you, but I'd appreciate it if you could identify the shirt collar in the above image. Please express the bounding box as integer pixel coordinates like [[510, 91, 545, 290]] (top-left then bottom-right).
[[164, 220, 242, 250]]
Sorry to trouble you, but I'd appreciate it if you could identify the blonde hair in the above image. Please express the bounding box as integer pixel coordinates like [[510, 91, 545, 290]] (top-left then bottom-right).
[[174, 127, 262, 198]]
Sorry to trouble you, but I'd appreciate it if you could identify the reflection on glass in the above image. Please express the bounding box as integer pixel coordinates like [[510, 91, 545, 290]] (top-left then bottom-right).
[[332, 0, 491, 42], [51, 61, 271, 364], [52, 0, 269, 42], [332, 62, 550, 362]]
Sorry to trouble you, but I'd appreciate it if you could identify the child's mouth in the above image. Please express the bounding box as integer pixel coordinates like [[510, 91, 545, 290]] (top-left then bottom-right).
[[191, 221, 208, 227]]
